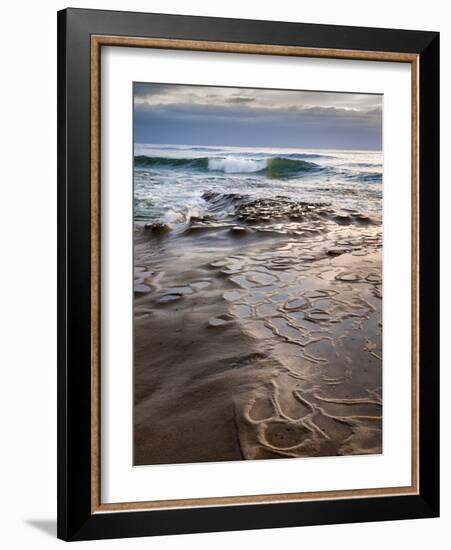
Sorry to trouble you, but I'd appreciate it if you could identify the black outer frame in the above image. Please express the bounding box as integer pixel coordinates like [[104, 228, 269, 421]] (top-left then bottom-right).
[[57, 8, 439, 542]]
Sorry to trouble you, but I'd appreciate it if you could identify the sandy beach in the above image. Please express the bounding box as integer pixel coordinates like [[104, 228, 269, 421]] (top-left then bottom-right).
[[133, 196, 382, 465]]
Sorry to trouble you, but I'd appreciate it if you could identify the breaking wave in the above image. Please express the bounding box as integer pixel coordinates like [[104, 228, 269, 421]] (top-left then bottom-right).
[[134, 155, 320, 178]]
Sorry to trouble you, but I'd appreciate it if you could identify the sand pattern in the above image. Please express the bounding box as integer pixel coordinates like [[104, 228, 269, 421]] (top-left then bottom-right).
[[133, 199, 382, 465]]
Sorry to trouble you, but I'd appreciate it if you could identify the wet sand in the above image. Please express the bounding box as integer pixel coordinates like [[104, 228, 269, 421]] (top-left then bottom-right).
[[133, 198, 382, 465]]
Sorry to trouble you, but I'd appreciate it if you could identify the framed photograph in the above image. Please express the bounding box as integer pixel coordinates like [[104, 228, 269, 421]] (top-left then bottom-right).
[[57, 8, 439, 541]]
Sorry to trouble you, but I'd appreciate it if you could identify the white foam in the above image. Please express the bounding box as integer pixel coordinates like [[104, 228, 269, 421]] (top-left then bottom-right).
[[163, 196, 208, 226], [208, 157, 266, 173]]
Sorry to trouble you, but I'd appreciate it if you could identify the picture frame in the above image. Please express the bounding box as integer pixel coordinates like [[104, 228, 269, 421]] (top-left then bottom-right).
[[57, 7, 439, 541]]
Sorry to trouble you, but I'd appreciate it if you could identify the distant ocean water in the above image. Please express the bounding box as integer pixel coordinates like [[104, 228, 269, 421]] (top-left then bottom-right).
[[133, 144, 383, 228]]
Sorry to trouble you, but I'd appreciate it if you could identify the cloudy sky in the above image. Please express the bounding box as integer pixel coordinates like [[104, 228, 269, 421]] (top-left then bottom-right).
[[134, 83, 382, 150]]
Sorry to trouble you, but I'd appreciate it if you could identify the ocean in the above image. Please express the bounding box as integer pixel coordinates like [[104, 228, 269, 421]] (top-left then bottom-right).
[[133, 144, 382, 231]]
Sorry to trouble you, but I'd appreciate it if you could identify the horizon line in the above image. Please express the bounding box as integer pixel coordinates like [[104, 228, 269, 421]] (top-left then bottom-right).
[[134, 142, 383, 153]]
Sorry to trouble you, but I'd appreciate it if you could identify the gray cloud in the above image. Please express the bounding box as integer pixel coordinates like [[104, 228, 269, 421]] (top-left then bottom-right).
[[133, 82, 382, 150], [134, 82, 382, 118], [226, 96, 256, 104]]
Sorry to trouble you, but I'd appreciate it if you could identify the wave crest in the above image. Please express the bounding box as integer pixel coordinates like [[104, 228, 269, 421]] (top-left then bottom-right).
[[134, 155, 320, 178], [134, 155, 209, 170]]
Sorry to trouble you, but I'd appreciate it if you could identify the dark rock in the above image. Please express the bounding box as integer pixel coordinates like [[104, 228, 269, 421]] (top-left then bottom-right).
[[144, 222, 171, 234]]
